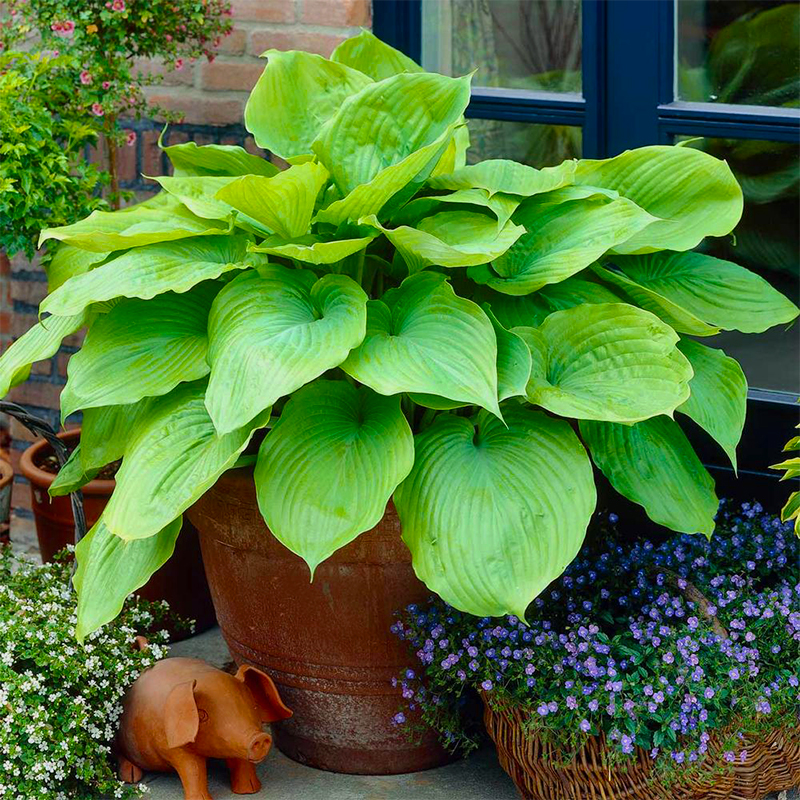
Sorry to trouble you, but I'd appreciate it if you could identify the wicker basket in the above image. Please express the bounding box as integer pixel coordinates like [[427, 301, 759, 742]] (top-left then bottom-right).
[[482, 694, 800, 800]]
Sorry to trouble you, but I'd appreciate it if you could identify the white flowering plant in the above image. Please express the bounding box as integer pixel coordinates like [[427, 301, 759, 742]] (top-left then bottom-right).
[[0, 546, 178, 800]]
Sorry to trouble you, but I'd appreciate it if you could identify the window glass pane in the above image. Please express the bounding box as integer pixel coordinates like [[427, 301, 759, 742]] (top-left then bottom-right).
[[682, 137, 799, 392], [677, 1, 800, 108], [467, 119, 581, 166], [421, 0, 582, 94]]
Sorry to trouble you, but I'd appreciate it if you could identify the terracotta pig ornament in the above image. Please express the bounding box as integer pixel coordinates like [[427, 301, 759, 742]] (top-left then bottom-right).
[[117, 656, 292, 800]]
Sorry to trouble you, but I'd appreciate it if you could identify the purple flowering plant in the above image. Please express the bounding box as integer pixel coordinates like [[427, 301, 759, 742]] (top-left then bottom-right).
[[391, 502, 800, 785]]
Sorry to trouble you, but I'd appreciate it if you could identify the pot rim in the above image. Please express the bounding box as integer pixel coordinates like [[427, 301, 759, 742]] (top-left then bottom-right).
[[19, 428, 116, 494], [0, 457, 12, 488]]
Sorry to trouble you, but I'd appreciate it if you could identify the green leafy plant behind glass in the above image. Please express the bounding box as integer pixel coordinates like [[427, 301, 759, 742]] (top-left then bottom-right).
[[2, 31, 797, 638]]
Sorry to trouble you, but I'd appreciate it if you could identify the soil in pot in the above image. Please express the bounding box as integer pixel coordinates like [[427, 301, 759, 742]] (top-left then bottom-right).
[[188, 466, 452, 776], [20, 429, 217, 639]]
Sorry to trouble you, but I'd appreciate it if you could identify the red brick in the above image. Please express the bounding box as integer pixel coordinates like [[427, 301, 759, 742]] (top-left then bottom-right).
[[142, 129, 164, 181], [57, 353, 71, 378], [9, 381, 63, 409], [249, 29, 345, 57], [218, 27, 248, 55], [302, 0, 370, 27], [30, 360, 52, 377], [9, 418, 37, 443], [244, 136, 267, 157], [134, 57, 196, 87], [10, 280, 47, 307], [231, 0, 295, 23], [62, 330, 86, 349], [115, 137, 138, 183], [11, 313, 38, 338], [200, 60, 264, 92], [146, 91, 245, 126], [12, 480, 32, 512]]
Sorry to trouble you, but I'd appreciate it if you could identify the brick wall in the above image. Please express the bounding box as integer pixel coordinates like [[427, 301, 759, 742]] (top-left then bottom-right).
[[1, 0, 373, 517]]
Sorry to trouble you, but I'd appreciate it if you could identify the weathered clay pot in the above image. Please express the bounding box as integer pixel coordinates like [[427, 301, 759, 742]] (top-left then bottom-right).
[[20, 429, 216, 638], [0, 457, 12, 545], [188, 467, 450, 775]]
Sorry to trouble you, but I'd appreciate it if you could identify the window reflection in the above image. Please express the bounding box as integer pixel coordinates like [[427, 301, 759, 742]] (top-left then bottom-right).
[[466, 120, 581, 167]]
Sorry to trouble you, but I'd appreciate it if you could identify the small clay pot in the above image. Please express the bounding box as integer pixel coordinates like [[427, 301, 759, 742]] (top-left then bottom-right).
[[0, 457, 12, 545], [189, 467, 452, 776], [20, 429, 217, 639]]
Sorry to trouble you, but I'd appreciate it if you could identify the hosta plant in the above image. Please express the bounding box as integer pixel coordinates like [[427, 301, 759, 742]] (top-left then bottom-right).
[[0, 31, 797, 638]]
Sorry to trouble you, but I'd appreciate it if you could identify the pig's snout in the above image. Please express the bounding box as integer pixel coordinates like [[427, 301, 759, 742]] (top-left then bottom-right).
[[247, 732, 272, 763]]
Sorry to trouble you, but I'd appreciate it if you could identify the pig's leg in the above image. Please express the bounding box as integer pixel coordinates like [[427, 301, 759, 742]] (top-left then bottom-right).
[[118, 755, 143, 783], [169, 752, 212, 800], [226, 758, 262, 794]]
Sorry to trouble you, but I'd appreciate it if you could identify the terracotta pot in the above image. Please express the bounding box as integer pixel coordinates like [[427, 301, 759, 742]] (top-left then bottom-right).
[[188, 467, 450, 776], [20, 429, 217, 638], [0, 457, 12, 545]]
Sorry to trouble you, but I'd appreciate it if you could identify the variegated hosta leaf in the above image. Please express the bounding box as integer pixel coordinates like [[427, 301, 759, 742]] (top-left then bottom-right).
[[0, 312, 87, 398], [342, 272, 501, 417], [574, 145, 743, 253], [60, 283, 218, 419], [469, 195, 655, 295], [677, 339, 747, 471], [314, 124, 460, 227], [103, 381, 268, 540], [312, 72, 472, 194], [593, 263, 720, 336], [394, 408, 596, 617], [39, 192, 230, 252], [216, 161, 330, 239], [517, 303, 693, 423], [206, 265, 367, 433], [427, 158, 575, 196], [248, 234, 378, 265], [254, 380, 414, 575], [74, 516, 182, 641], [330, 29, 423, 81], [163, 140, 279, 178], [361, 211, 525, 274], [608, 251, 800, 334], [580, 417, 718, 536], [46, 245, 110, 293], [41, 234, 255, 317], [245, 49, 372, 158], [80, 401, 153, 472], [49, 444, 99, 497]]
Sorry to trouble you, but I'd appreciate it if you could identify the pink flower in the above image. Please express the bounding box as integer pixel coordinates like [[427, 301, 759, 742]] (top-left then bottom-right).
[[79, 70, 92, 85], [165, 34, 173, 42], [102, 80, 111, 89], [91, 102, 104, 117], [112, 0, 126, 10], [51, 19, 75, 37], [174, 58, 184, 71], [126, 131, 137, 147]]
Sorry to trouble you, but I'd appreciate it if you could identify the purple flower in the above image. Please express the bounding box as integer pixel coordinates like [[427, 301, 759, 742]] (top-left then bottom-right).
[[620, 734, 634, 755], [481, 680, 493, 692], [580, 719, 591, 732], [729, 668, 741, 680], [704, 687, 715, 699], [566, 695, 578, 709], [537, 704, 549, 716], [662, 652, 675, 664], [724, 751, 735, 763], [392, 713, 406, 725]]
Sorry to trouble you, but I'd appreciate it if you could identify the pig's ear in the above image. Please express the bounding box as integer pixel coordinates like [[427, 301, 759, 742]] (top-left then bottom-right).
[[164, 679, 199, 748], [236, 665, 293, 723]]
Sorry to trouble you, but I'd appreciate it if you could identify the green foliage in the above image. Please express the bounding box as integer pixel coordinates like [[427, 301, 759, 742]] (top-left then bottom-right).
[[770, 423, 800, 536], [0, 545, 182, 798], [1, 31, 798, 635], [0, 51, 108, 258]]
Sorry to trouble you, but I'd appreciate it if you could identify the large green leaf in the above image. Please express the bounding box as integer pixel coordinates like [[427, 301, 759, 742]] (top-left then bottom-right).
[[485, 306, 531, 401], [215, 162, 329, 239], [608, 251, 799, 333], [248, 233, 378, 265], [206, 265, 367, 434], [593, 263, 720, 336], [580, 417, 718, 535], [342, 272, 501, 417], [39, 193, 229, 252], [537, 275, 622, 310], [49, 444, 100, 497], [313, 124, 460, 227], [330, 29, 423, 80], [46, 245, 110, 293], [80, 401, 153, 472], [163, 140, 279, 178], [394, 407, 596, 617], [103, 382, 266, 540], [60, 284, 217, 418], [427, 158, 575, 196], [151, 175, 245, 225], [469, 195, 654, 295], [517, 303, 693, 423], [574, 145, 743, 253], [0, 312, 87, 398], [41, 234, 255, 316], [312, 72, 471, 194], [676, 339, 747, 471], [392, 187, 520, 231], [74, 516, 182, 641], [475, 288, 552, 329], [244, 50, 372, 158], [255, 380, 414, 575], [361, 211, 524, 274]]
